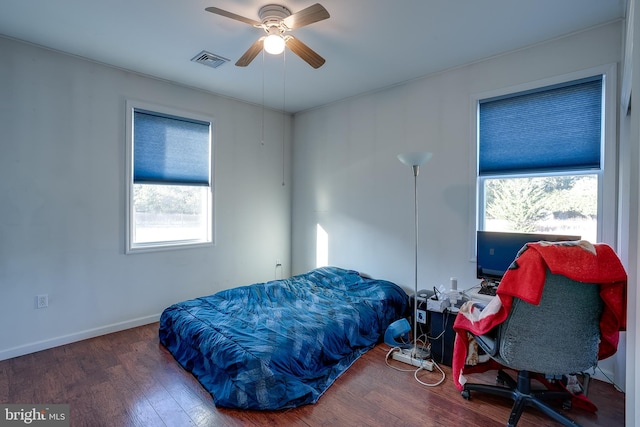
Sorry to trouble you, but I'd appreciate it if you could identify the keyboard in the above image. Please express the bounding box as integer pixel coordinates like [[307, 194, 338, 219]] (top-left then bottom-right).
[[464, 281, 498, 303], [478, 284, 497, 296]]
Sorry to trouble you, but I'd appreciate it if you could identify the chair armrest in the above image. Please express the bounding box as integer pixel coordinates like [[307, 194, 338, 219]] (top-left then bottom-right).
[[474, 326, 500, 357]]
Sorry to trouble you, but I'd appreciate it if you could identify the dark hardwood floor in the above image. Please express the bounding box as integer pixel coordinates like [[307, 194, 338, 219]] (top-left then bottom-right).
[[0, 323, 624, 426]]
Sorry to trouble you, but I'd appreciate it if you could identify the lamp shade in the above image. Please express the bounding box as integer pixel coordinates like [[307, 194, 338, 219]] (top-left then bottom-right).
[[264, 34, 285, 55], [397, 152, 433, 167]]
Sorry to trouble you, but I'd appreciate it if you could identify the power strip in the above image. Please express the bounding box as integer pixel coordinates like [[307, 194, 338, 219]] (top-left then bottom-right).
[[391, 350, 434, 371]]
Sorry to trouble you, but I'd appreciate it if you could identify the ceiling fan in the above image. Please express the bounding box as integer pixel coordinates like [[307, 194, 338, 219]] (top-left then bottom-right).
[[205, 3, 329, 69]]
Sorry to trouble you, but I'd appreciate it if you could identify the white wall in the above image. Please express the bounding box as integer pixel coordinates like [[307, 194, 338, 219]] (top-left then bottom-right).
[[0, 37, 291, 360], [291, 21, 625, 380], [292, 22, 622, 286], [622, 0, 640, 423]]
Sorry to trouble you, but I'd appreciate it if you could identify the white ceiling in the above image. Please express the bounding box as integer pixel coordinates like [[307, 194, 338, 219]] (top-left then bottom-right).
[[0, 0, 627, 113]]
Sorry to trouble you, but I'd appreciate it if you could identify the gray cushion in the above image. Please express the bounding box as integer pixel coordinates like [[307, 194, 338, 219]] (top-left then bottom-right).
[[494, 270, 603, 375]]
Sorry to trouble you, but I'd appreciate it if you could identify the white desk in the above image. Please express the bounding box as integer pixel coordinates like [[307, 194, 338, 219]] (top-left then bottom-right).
[[463, 284, 496, 303]]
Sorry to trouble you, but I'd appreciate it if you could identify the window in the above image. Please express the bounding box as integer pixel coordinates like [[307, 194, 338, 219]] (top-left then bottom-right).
[[477, 76, 604, 243], [126, 101, 213, 253]]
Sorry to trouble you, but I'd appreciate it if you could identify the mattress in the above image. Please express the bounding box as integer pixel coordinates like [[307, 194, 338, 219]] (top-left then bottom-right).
[[159, 266, 408, 410]]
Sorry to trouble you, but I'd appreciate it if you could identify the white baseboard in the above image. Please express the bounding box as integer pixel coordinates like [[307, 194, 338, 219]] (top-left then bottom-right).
[[0, 314, 161, 361], [591, 367, 616, 386]]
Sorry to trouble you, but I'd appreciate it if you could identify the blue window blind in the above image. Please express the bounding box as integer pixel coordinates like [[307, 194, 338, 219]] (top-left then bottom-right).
[[133, 110, 210, 185], [479, 76, 602, 176]]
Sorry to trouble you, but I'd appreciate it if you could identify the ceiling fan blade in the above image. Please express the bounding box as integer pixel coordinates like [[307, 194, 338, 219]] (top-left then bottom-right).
[[205, 6, 261, 27], [235, 38, 265, 67], [286, 37, 325, 69], [283, 3, 330, 29]]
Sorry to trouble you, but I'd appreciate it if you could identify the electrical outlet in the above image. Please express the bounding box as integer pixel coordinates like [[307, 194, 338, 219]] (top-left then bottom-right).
[[275, 259, 282, 267], [416, 309, 427, 324], [36, 294, 48, 309]]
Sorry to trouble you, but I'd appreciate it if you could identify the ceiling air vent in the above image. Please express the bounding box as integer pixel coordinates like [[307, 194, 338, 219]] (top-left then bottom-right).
[[191, 50, 229, 69]]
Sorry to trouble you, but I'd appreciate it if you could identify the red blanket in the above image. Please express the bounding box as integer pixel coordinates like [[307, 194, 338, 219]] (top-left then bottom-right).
[[452, 241, 627, 392]]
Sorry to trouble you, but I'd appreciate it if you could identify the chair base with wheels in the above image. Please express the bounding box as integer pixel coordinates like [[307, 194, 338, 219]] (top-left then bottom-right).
[[462, 369, 582, 427]]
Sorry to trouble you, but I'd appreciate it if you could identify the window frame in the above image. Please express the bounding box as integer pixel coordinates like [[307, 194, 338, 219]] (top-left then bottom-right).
[[468, 64, 618, 257], [125, 99, 215, 254]]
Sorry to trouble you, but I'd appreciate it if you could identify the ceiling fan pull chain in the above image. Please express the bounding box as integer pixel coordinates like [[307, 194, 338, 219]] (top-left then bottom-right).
[[261, 49, 265, 146], [282, 50, 286, 187]]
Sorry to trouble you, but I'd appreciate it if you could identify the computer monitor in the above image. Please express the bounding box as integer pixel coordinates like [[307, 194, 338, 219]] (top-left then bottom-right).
[[476, 231, 581, 283]]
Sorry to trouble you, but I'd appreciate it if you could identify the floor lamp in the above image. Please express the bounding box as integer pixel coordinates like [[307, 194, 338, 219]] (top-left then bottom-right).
[[398, 151, 433, 358]]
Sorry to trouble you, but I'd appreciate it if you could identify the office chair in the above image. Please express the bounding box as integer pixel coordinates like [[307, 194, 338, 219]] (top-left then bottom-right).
[[461, 270, 604, 427]]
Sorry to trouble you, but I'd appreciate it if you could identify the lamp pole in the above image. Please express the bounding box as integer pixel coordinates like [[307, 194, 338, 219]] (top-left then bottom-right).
[[398, 152, 432, 357], [411, 165, 419, 353]]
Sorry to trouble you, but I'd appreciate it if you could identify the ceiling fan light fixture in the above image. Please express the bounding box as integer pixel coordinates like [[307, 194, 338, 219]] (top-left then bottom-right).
[[206, 3, 329, 67], [264, 34, 285, 55]]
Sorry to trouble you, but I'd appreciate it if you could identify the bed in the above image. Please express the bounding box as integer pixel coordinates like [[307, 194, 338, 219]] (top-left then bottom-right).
[[159, 266, 408, 410]]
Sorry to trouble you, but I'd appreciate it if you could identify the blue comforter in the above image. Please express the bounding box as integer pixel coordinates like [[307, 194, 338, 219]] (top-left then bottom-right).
[[159, 267, 408, 410]]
